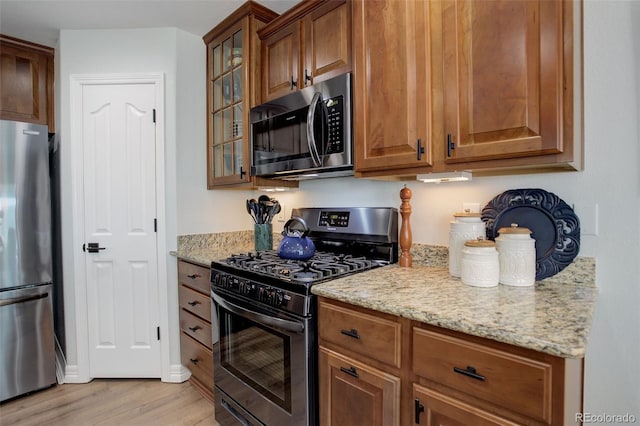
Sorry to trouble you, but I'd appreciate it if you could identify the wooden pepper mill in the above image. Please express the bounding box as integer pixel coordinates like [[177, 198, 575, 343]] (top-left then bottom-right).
[[399, 185, 412, 267]]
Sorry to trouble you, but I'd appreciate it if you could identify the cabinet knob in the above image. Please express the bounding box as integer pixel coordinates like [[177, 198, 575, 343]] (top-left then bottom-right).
[[187, 274, 200, 279], [188, 326, 201, 332], [189, 358, 199, 364], [304, 69, 312, 84], [340, 328, 361, 339], [187, 301, 199, 307], [290, 76, 297, 90], [417, 138, 425, 160]]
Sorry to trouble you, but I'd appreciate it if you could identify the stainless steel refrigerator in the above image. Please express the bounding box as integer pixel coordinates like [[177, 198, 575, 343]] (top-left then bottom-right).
[[0, 119, 56, 402]]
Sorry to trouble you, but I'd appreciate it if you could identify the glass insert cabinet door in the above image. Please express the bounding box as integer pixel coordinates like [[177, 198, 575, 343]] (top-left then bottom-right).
[[208, 28, 248, 186]]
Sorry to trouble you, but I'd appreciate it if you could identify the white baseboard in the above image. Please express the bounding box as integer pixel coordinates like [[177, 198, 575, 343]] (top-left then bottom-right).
[[54, 335, 66, 384], [162, 363, 191, 383]]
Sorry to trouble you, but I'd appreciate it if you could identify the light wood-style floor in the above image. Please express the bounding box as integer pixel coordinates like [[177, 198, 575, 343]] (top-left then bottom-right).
[[0, 379, 220, 426]]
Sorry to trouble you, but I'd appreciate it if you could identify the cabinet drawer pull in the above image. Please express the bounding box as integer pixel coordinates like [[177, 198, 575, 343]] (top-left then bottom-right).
[[188, 326, 201, 332], [339, 366, 359, 379], [447, 133, 456, 157], [414, 398, 425, 424], [340, 328, 360, 339], [187, 274, 201, 279], [187, 301, 200, 307], [453, 365, 486, 381], [189, 357, 199, 364], [290, 76, 297, 90], [417, 138, 425, 160]]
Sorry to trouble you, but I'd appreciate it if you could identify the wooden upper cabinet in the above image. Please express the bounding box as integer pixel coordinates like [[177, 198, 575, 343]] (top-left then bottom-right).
[[203, 1, 298, 189], [440, 0, 568, 164], [353, 0, 434, 174], [0, 35, 54, 132], [259, 0, 351, 102], [261, 20, 301, 101]]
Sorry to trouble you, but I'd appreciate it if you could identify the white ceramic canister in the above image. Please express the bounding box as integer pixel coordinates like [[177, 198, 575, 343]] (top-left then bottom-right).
[[448, 211, 485, 277], [495, 223, 536, 286], [460, 239, 499, 287]]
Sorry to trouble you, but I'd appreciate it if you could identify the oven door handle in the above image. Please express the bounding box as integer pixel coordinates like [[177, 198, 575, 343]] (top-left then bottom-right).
[[212, 292, 305, 334]]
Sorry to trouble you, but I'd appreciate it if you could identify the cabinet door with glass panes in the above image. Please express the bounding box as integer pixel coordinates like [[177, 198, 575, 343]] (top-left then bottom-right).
[[207, 26, 249, 187]]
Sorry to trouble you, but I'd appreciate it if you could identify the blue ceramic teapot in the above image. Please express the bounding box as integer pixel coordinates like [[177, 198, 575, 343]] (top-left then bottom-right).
[[277, 217, 316, 260]]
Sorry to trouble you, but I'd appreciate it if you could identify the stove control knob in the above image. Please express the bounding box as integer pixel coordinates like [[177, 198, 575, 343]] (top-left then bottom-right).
[[274, 291, 285, 307]]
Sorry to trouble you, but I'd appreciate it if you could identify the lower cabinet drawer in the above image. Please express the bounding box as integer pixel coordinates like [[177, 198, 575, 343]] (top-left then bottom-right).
[[180, 310, 213, 348], [412, 327, 553, 423], [413, 383, 519, 426], [179, 284, 212, 322], [180, 332, 214, 391], [318, 300, 401, 368], [178, 261, 210, 294]]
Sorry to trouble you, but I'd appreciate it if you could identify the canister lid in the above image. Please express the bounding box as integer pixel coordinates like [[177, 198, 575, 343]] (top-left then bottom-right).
[[497, 223, 532, 234], [464, 238, 495, 248], [454, 210, 481, 218]]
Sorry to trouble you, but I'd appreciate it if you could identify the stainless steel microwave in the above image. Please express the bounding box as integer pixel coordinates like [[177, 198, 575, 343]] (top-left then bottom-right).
[[250, 73, 353, 180]]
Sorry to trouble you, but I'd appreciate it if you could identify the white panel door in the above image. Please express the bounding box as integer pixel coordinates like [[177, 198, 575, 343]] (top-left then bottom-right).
[[82, 82, 160, 377]]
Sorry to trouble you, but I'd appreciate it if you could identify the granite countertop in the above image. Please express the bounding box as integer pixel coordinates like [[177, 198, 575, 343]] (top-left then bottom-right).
[[311, 264, 597, 358], [174, 232, 596, 358]]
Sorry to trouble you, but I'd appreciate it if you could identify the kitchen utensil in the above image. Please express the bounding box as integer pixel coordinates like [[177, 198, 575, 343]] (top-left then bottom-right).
[[482, 188, 580, 280], [495, 224, 536, 286], [246, 199, 257, 223], [277, 217, 316, 260]]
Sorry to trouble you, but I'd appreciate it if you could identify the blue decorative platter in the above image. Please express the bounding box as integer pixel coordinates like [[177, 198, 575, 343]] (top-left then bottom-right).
[[481, 188, 580, 280]]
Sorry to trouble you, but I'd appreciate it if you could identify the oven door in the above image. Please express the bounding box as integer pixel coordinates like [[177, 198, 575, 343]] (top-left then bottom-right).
[[211, 289, 313, 426]]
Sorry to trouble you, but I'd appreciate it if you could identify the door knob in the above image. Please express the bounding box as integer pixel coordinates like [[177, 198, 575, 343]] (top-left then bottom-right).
[[83, 243, 106, 253]]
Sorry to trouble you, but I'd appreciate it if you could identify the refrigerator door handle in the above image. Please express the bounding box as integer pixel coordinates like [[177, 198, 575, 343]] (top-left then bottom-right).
[[0, 293, 48, 307]]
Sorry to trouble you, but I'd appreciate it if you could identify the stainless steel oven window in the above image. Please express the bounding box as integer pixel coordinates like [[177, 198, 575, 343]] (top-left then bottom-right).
[[219, 305, 292, 411]]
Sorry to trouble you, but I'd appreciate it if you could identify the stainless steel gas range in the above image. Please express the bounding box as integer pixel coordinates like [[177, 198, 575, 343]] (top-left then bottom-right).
[[210, 207, 398, 426]]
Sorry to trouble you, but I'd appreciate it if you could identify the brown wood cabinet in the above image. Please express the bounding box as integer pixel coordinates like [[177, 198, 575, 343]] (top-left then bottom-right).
[[259, 0, 351, 102], [0, 34, 54, 132], [178, 260, 214, 401], [353, 0, 582, 179], [318, 298, 403, 426], [318, 297, 583, 426], [352, 0, 434, 173], [203, 2, 297, 189]]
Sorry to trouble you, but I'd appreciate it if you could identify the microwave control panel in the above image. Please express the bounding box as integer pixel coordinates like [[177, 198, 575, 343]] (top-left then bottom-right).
[[325, 95, 344, 154]]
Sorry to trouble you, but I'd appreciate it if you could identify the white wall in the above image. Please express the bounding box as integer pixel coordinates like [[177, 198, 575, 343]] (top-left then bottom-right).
[[177, 1, 640, 417]]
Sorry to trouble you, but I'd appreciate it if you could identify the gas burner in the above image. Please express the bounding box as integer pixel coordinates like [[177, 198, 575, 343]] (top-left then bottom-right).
[[222, 249, 378, 285]]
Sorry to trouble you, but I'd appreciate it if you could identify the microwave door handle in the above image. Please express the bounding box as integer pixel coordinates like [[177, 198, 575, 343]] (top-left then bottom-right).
[[306, 92, 323, 167], [211, 291, 305, 334]]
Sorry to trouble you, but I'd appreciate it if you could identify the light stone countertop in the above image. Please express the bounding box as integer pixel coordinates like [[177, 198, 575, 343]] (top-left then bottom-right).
[[311, 264, 597, 358]]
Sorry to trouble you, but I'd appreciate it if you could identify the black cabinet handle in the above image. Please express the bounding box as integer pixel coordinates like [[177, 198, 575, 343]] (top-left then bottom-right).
[[417, 138, 425, 160], [447, 133, 455, 157], [414, 398, 425, 424], [240, 166, 247, 179], [305, 69, 312, 84], [189, 358, 199, 364], [340, 328, 360, 339], [340, 366, 359, 379], [187, 274, 200, 279], [187, 301, 199, 307], [188, 326, 201, 332], [290, 76, 297, 90], [453, 365, 486, 381]]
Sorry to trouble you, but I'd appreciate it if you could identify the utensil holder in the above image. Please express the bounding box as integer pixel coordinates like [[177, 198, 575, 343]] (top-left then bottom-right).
[[254, 223, 273, 251]]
